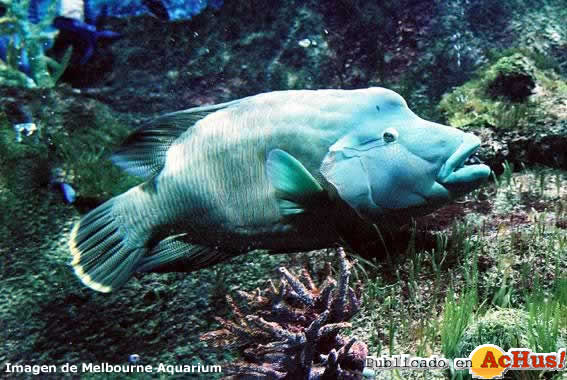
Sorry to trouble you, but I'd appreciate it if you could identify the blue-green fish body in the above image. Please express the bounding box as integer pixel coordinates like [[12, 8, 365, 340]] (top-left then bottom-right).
[[70, 88, 490, 292]]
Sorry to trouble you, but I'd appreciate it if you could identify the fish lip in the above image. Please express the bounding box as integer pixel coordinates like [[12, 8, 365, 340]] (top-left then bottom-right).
[[437, 134, 489, 185]]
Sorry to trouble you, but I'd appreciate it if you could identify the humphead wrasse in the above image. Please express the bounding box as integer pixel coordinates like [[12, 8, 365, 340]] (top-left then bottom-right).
[[69, 87, 491, 292]]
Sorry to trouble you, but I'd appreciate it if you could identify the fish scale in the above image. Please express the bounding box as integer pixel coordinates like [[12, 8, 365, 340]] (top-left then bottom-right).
[[68, 87, 490, 292]]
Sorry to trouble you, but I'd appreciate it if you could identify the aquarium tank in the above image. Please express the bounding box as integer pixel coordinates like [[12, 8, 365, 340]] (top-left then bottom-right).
[[0, 0, 565, 379]]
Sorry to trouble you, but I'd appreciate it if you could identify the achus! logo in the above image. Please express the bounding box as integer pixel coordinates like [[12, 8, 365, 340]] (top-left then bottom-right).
[[456, 344, 566, 379]]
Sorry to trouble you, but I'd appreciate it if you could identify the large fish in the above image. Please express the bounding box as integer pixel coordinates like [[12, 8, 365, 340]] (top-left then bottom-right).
[[69, 87, 491, 292]]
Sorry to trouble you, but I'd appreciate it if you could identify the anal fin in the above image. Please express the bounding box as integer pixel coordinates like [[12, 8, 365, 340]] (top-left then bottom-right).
[[137, 235, 229, 273]]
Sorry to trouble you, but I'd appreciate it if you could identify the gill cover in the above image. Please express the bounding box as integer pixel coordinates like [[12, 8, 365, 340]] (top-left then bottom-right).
[[321, 126, 451, 219], [320, 128, 400, 218]]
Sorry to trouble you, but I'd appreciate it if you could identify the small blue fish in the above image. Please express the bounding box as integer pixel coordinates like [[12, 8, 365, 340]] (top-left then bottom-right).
[[69, 88, 490, 292], [128, 354, 141, 364], [60, 183, 77, 204], [53, 16, 120, 65]]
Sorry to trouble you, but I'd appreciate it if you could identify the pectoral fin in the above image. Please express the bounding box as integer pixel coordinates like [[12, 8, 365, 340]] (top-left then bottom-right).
[[266, 149, 324, 216]]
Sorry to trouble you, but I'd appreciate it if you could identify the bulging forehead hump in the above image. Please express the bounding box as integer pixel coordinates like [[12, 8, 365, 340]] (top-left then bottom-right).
[[338, 88, 414, 131], [329, 87, 409, 112], [365, 87, 408, 107], [346, 87, 412, 121]]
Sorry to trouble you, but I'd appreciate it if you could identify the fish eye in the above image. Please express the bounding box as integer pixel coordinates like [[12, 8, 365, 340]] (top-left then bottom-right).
[[382, 128, 398, 143]]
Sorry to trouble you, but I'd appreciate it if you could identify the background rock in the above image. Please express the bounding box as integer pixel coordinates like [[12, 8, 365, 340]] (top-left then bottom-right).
[[440, 53, 567, 173], [0, 0, 566, 377]]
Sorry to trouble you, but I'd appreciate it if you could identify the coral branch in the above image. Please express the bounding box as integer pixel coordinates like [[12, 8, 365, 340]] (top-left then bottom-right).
[[278, 267, 315, 307], [299, 267, 317, 291], [331, 247, 352, 321], [247, 315, 305, 345], [224, 363, 287, 379], [318, 322, 352, 339], [201, 247, 367, 379]]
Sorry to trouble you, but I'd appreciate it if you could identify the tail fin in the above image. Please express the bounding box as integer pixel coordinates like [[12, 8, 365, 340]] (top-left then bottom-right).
[[69, 198, 145, 293]]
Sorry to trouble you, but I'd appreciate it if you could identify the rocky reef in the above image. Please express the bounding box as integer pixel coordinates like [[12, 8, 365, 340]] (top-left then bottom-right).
[[485, 54, 536, 101], [201, 248, 367, 379], [440, 52, 567, 173]]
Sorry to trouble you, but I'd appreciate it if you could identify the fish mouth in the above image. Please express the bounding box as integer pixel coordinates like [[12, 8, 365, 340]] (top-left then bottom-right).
[[438, 134, 491, 186]]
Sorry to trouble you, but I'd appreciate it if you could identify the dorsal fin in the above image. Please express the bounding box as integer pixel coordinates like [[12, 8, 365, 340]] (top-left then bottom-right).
[[111, 101, 238, 179]]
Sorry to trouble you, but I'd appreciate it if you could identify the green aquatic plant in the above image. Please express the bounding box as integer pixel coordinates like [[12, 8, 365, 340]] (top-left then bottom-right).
[[526, 277, 566, 353], [455, 309, 536, 379], [441, 288, 477, 360], [0, 0, 71, 88], [490, 270, 514, 308], [439, 52, 564, 130], [441, 232, 480, 362]]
